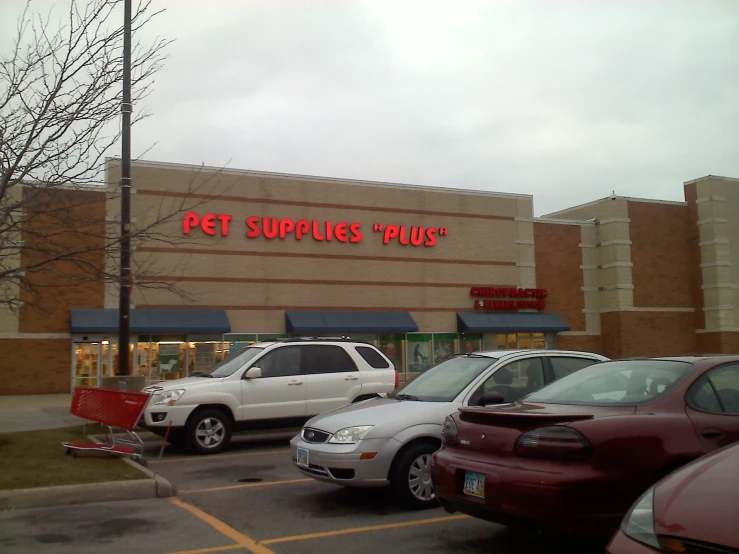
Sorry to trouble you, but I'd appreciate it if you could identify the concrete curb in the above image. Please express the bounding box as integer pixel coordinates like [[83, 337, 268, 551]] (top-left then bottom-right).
[[0, 479, 156, 511], [0, 436, 177, 511], [89, 432, 177, 499], [121, 457, 177, 498]]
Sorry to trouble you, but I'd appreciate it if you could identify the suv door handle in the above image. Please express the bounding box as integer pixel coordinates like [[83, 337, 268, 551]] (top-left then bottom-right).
[[344, 375, 359, 381], [702, 428, 723, 439], [288, 380, 303, 386]]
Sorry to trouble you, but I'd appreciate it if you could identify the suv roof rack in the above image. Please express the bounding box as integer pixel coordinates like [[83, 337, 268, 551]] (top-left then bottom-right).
[[270, 336, 373, 344]]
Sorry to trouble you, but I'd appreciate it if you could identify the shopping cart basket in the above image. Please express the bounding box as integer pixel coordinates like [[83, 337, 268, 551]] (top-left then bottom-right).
[[62, 387, 151, 465]]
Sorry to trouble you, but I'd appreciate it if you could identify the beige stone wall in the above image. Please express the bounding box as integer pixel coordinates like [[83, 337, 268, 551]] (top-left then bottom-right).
[[0, 187, 22, 333], [106, 160, 531, 333], [543, 197, 634, 312], [0, 308, 19, 334], [580, 224, 601, 334], [688, 176, 739, 331]]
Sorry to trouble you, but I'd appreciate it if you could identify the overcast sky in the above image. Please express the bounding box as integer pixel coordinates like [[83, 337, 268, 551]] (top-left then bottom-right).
[[4, 0, 739, 215]]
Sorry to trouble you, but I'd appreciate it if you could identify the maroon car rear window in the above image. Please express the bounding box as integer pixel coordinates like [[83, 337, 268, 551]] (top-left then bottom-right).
[[526, 360, 695, 406]]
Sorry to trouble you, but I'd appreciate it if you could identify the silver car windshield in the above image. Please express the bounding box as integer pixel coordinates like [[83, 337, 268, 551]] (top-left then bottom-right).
[[202, 347, 264, 378], [390, 355, 495, 402]]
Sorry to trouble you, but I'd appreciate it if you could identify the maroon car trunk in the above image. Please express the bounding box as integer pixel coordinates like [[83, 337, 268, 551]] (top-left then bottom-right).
[[432, 402, 641, 538]]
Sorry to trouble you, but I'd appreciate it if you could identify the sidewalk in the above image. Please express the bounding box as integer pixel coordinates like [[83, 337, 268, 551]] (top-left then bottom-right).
[[0, 394, 85, 434]]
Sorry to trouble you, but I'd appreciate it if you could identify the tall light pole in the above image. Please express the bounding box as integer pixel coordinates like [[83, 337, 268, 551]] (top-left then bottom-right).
[[117, 0, 132, 377]]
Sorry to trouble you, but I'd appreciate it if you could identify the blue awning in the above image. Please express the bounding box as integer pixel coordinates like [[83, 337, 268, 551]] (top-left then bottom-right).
[[70, 308, 231, 334], [285, 310, 418, 333], [456, 311, 571, 333]]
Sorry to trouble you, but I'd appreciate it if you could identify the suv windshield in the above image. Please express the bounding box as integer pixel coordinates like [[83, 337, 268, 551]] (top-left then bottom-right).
[[204, 346, 264, 378], [390, 355, 495, 402], [526, 359, 695, 406]]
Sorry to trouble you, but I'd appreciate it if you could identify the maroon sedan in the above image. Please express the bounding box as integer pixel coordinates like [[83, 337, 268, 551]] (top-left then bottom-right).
[[430, 356, 739, 540], [608, 441, 739, 553]]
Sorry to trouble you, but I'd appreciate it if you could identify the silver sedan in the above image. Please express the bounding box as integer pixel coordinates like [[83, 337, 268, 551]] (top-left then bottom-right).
[[290, 349, 609, 509]]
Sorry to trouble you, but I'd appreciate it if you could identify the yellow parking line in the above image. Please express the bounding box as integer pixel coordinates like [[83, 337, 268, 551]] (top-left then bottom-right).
[[181, 478, 313, 494], [164, 544, 243, 554], [169, 497, 276, 554], [260, 514, 471, 545], [150, 450, 290, 464]]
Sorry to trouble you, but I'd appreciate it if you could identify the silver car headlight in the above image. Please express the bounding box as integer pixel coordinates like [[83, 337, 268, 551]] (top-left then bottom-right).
[[154, 389, 185, 406], [621, 486, 659, 549], [328, 426, 373, 444]]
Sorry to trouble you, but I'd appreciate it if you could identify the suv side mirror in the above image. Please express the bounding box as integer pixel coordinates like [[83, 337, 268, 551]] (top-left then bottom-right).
[[244, 367, 262, 379], [479, 391, 505, 406]]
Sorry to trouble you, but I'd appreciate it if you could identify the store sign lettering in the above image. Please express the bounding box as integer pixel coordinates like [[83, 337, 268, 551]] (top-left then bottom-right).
[[182, 212, 449, 247], [470, 286, 548, 311]]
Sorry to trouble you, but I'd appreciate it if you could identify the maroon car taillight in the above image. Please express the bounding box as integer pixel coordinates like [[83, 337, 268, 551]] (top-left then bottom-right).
[[441, 415, 458, 446], [514, 426, 593, 461]]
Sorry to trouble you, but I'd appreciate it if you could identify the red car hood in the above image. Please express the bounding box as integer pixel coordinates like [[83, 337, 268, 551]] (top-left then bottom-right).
[[654, 443, 739, 548]]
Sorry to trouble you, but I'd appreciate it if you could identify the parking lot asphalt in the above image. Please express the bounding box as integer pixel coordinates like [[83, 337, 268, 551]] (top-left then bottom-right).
[[0, 433, 608, 554]]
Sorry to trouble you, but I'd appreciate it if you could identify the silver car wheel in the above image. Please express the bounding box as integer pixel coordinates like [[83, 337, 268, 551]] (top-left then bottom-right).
[[408, 453, 435, 501], [195, 417, 225, 449]]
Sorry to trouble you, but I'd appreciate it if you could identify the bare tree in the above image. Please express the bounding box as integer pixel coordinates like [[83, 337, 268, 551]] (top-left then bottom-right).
[[0, 0, 231, 312]]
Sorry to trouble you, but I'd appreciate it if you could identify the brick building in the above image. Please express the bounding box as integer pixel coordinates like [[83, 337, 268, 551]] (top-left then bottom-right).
[[1, 159, 737, 395]]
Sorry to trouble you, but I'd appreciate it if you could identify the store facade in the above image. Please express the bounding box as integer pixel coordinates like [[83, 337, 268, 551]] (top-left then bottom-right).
[[2, 160, 738, 394]]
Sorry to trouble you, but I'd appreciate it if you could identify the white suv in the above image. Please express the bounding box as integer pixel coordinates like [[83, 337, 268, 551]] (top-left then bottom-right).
[[141, 338, 398, 454]]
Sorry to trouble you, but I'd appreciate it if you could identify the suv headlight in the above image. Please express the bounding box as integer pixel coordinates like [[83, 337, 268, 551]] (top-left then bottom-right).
[[329, 426, 373, 444], [155, 389, 185, 406], [621, 486, 659, 549]]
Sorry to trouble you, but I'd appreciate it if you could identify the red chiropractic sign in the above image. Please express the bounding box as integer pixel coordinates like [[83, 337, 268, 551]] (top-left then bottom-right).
[[182, 212, 449, 248], [471, 286, 548, 311]]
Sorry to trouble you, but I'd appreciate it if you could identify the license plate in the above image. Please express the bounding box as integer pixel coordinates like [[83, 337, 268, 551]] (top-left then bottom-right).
[[463, 471, 485, 498], [296, 447, 309, 468]]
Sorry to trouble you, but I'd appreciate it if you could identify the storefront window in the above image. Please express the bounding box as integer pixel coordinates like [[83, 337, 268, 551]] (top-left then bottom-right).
[[377, 334, 405, 376], [545, 333, 557, 349], [482, 333, 497, 350], [533, 334, 546, 348], [257, 333, 288, 342], [150, 340, 186, 381], [517, 333, 546, 349], [101, 342, 110, 378], [188, 340, 228, 375], [345, 333, 377, 345], [74, 343, 100, 388], [407, 334, 432, 374], [72, 329, 561, 390], [481, 333, 550, 350], [111, 342, 134, 376], [432, 334, 457, 364], [458, 334, 482, 354], [226, 334, 258, 355], [136, 338, 152, 381], [106, 342, 142, 389]]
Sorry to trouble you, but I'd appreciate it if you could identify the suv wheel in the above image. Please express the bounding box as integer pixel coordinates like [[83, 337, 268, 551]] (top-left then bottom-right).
[[390, 443, 440, 510], [186, 409, 232, 455]]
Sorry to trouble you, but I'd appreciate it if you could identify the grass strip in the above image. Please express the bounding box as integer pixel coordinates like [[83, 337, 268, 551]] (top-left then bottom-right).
[[0, 424, 145, 490]]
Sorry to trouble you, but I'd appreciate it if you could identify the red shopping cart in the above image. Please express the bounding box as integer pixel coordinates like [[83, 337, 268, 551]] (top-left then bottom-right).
[[62, 387, 151, 465]]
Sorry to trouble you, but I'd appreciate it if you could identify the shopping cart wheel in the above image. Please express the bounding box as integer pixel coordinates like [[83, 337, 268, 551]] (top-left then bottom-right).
[[65, 448, 72, 456], [135, 457, 149, 467]]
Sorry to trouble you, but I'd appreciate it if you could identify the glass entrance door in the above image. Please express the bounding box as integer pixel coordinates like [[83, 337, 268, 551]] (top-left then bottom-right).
[[74, 343, 101, 388]]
